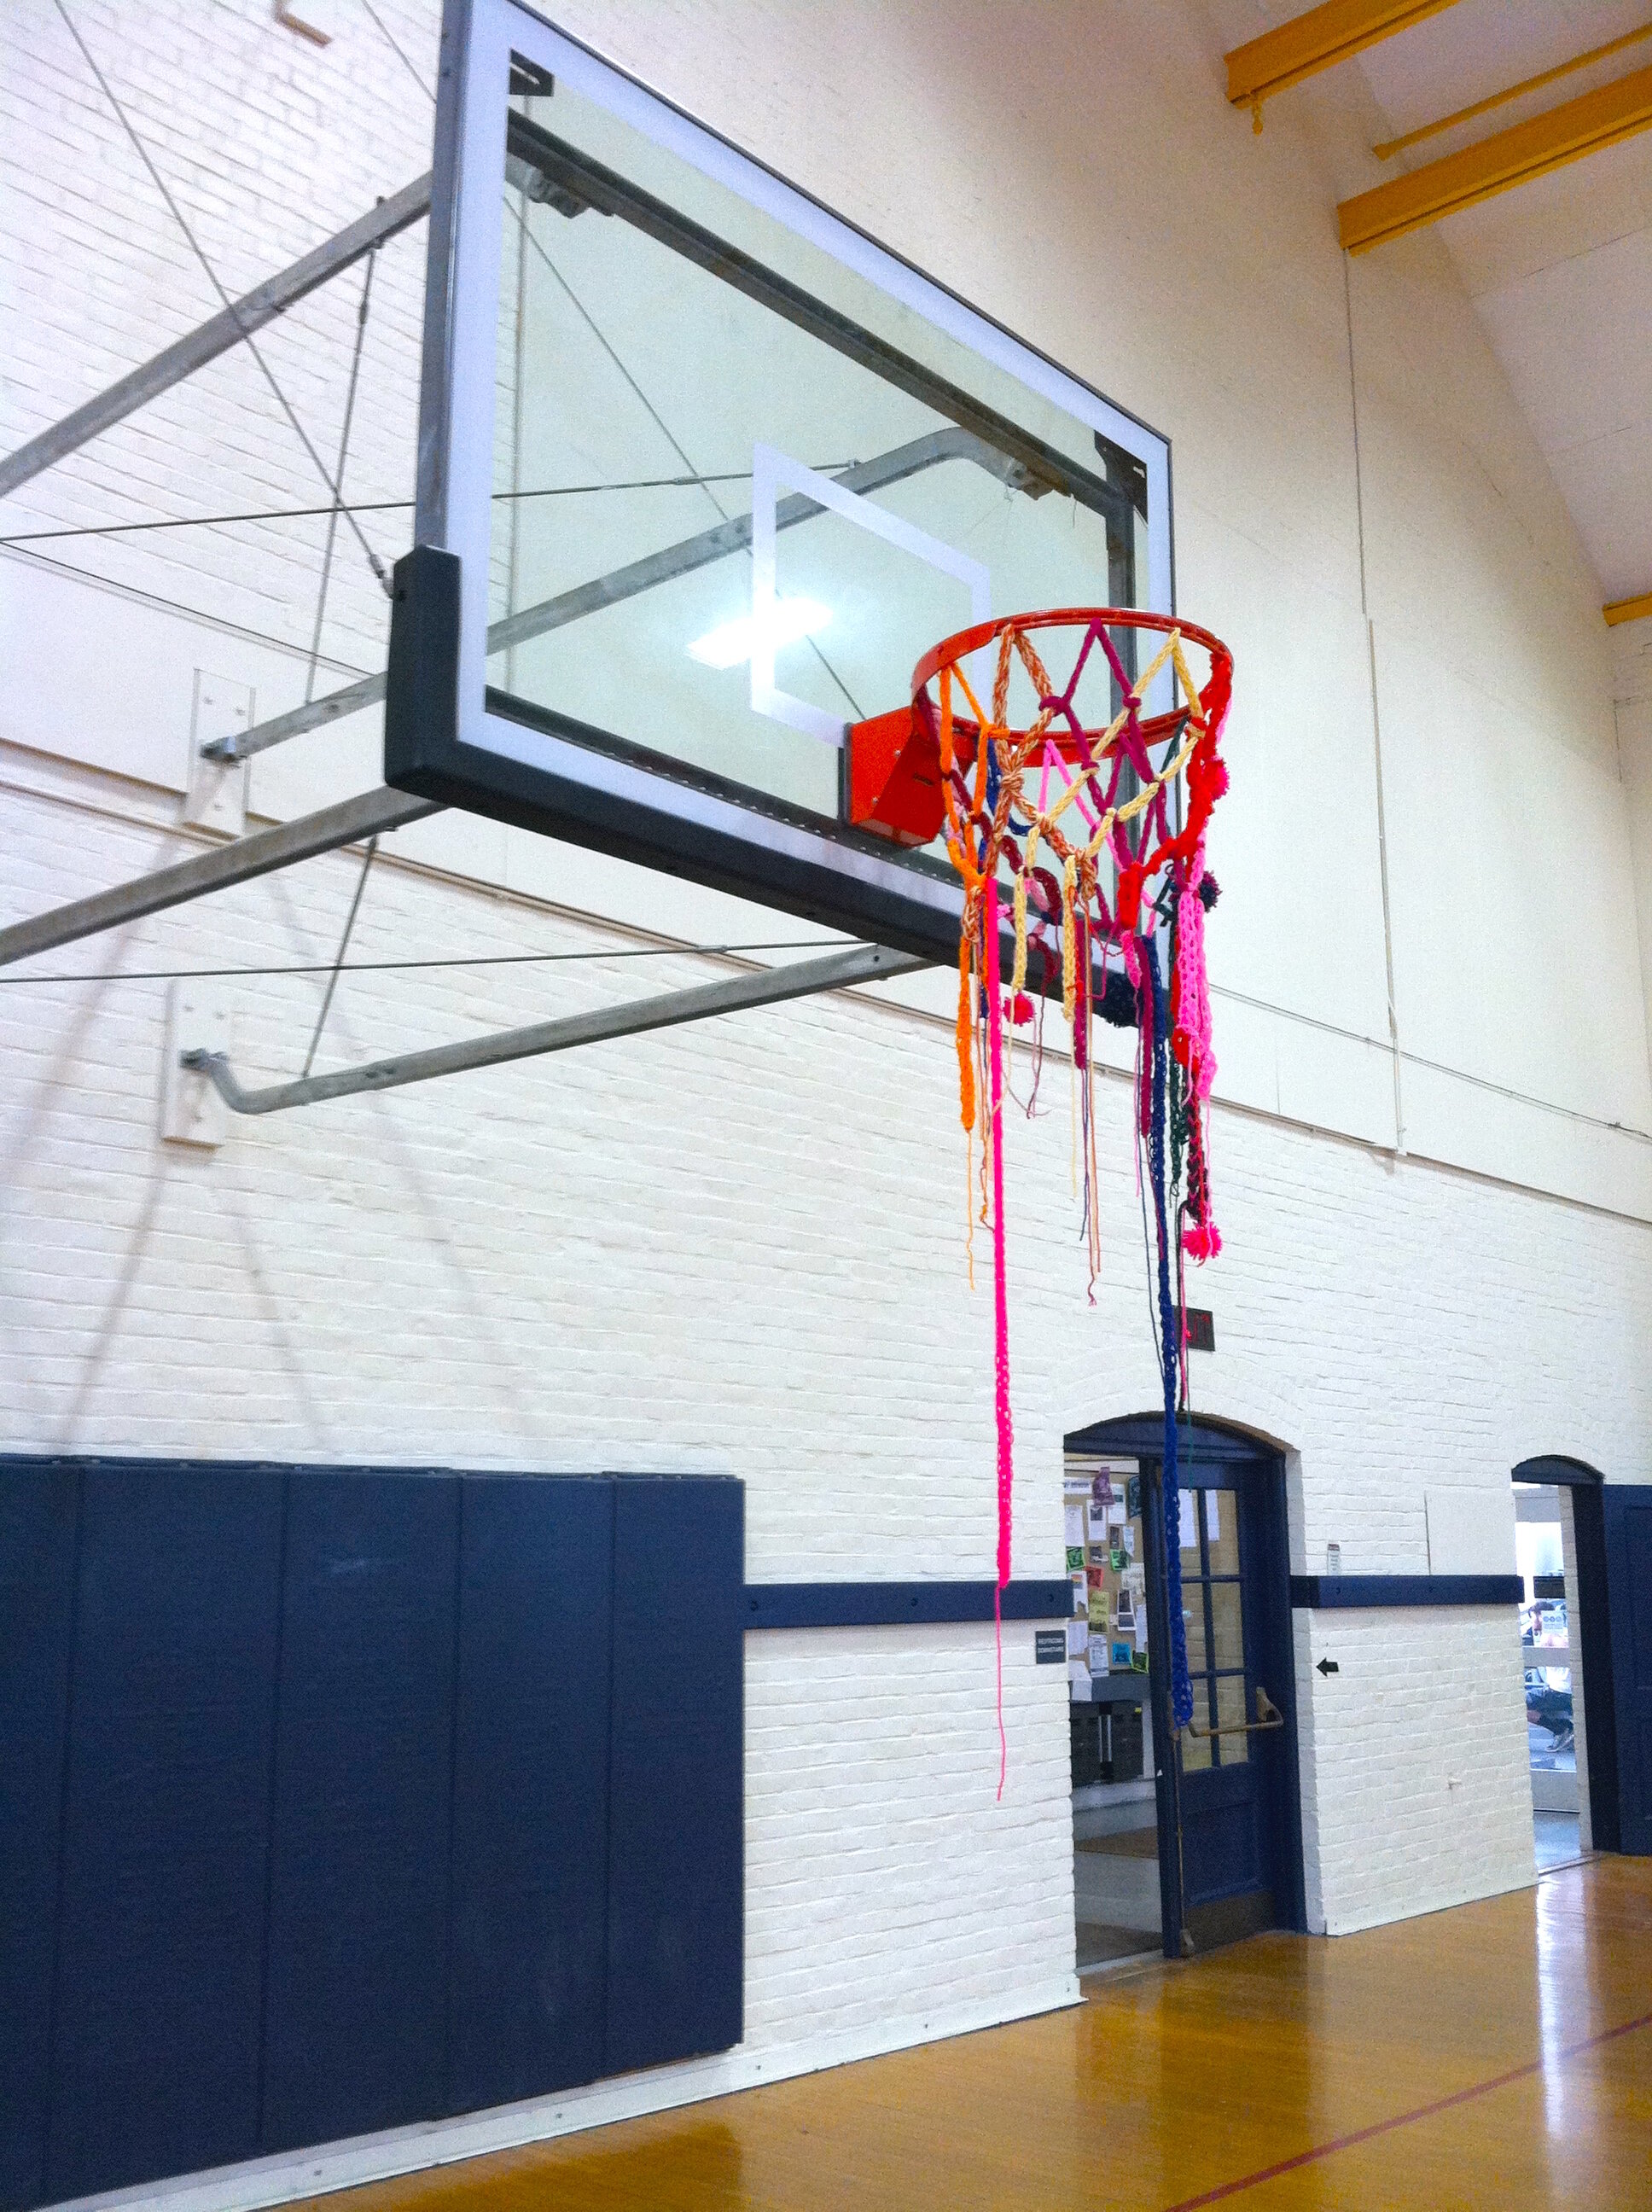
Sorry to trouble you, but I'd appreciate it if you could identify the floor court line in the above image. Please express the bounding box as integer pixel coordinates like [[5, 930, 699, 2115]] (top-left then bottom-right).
[[1161, 2004, 1652, 2210]]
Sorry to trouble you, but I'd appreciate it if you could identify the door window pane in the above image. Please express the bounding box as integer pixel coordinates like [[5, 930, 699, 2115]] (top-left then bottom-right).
[[1184, 1592, 1207, 1675], [1179, 1486, 1201, 1563], [1214, 1674, 1250, 1766], [1203, 1489, 1240, 1575], [1210, 1581, 1245, 1671], [1181, 1685, 1213, 1771]]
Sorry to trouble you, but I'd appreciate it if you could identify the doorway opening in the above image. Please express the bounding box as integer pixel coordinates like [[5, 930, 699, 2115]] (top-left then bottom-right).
[[1063, 1448, 1160, 1970], [1065, 1417, 1306, 1965], [1511, 1457, 1618, 1868]]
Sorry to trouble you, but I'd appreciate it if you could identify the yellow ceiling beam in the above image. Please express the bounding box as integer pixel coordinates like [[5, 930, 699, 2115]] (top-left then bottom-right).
[[1226, 1, 1460, 131], [1604, 591, 1652, 627], [1340, 61, 1652, 250]]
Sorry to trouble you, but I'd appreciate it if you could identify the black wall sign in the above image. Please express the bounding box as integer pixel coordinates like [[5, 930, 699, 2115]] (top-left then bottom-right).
[[1034, 1629, 1067, 1665], [1181, 1307, 1215, 1353]]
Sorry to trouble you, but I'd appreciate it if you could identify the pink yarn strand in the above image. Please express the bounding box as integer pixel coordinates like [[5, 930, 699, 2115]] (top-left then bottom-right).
[[985, 880, 1014, 1799], [1175, 876, 1216, 1101]]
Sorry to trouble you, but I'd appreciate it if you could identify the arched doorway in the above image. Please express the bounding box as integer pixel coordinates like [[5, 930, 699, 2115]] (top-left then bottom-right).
[[1064, 1414, 1306, 1962]]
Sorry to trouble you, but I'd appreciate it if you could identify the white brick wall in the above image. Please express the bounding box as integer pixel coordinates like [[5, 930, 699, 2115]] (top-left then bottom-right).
[[3, 741, 1649, 2200], [5, 3, 1652, 2203], [3, 761, 1648, 1907], [0, 0, 431, 671]]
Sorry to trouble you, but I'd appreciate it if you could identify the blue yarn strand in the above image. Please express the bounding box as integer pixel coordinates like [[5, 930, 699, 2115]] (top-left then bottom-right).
[[1146, 935, 1195, 1730]]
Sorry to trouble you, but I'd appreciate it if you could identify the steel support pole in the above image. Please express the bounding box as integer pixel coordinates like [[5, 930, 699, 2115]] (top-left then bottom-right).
[[183, 941, 928, 1113], [0, 176, 433, 502], [0, 788, 439, 966]]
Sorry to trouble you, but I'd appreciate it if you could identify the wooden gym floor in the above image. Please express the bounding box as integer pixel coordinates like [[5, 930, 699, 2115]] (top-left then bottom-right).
[[305, 1856, 1651, 2211]]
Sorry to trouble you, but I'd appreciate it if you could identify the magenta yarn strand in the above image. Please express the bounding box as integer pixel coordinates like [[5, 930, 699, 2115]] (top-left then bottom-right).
[[985, 879, 1014, 1798]]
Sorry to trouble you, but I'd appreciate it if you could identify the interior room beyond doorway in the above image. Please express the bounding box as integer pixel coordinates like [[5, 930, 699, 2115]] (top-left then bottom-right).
[[1515, 1476, 1593, 1871], [1065, 1452, 1159, 1970]]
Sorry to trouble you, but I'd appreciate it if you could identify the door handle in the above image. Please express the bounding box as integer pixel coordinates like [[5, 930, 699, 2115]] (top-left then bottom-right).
[[1182, 1684, 1286, 1740]]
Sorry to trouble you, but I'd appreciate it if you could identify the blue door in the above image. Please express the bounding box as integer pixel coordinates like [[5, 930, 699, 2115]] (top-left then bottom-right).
[[1138, 1438, 1302, 1954]]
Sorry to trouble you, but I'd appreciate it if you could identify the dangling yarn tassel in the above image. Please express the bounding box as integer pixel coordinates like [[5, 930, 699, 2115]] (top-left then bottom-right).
[[1184, 1218, 1223, 1262], [1184, 1090, 1222, 1261], [1061, 856, 1078, 1027], [1146, 940, 1195, 1732], [1012, 826, 1040, 1000], [1079, 911, 1102, 1298], [1174, 870, 1217, 1103], [1174, 872, 1221, 1260], [984, 878, 1015, 1800], [956, 930, 976, 1133]]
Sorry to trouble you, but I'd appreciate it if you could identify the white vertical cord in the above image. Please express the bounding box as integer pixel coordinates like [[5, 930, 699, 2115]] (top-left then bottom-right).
[[1344, 253, 1408, 1156]]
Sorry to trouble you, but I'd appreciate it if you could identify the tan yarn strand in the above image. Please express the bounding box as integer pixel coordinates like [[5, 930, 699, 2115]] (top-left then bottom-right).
[[1061, 855, 1079, 1026]]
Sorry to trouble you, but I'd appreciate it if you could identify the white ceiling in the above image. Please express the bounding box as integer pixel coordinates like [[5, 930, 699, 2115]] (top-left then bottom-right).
[[1352, 0, 1652, 607]]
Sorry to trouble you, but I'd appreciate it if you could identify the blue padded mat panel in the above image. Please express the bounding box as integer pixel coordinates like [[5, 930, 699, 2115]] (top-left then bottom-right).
[[1604, 1487, 1652, 1856], [605, 1476, 744, 2074], [260, 1471, 460, 2151], [0, 1464, 78, 2212], [447, 1476, 614, 2112], [45, 1464, 282, 2203]]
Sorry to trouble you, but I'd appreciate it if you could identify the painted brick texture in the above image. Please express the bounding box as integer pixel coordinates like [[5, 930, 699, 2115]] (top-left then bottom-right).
[[4, 767, 1649, 1954], [5, 0, 1652, 2197]]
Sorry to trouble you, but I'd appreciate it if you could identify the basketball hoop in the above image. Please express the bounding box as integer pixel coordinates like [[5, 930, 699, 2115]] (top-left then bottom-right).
[[849, 609, 1234, 1778]]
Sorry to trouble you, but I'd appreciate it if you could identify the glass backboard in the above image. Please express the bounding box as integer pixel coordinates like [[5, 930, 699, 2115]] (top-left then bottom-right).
[[387, 0, 1173, 958]]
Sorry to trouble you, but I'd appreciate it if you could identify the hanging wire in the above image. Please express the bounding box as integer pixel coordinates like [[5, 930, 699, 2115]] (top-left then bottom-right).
[[358, 0, 433, 99], [52, 0, 393, 597], [0, 940, 843, 987], [0, 467, 859, 548], [300, 837, 377, 1074], [304, 245, 381, 703]]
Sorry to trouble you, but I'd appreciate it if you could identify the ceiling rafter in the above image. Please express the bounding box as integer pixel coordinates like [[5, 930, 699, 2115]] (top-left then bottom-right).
[[1224, 0, 1460, 132], [1340, 60, 1652, 252], [1372, 19, 1652, 161]]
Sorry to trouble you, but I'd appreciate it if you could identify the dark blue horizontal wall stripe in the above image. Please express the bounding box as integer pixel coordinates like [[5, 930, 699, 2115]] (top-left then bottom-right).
[[744, 1578, 1071, 1629], [1289, 1574, 1523, 1610]]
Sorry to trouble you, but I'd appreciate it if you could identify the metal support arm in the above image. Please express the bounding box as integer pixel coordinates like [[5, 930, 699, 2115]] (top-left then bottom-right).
[[0, 787, 438, 966], [183, 941, 928, 1114], [0, 176, 432, 502]]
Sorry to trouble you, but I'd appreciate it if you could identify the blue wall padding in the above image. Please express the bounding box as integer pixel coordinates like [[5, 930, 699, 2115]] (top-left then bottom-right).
[[1604, 1487, 1652, 1855], [446, 1475, 614, 2112], [605, 1476, 745, 2074], [260, 1470, 462, 2151], [45, 1466, 283, 2203], [0, 1467, 78, 2212], [0, 1459, 747, 2212]]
